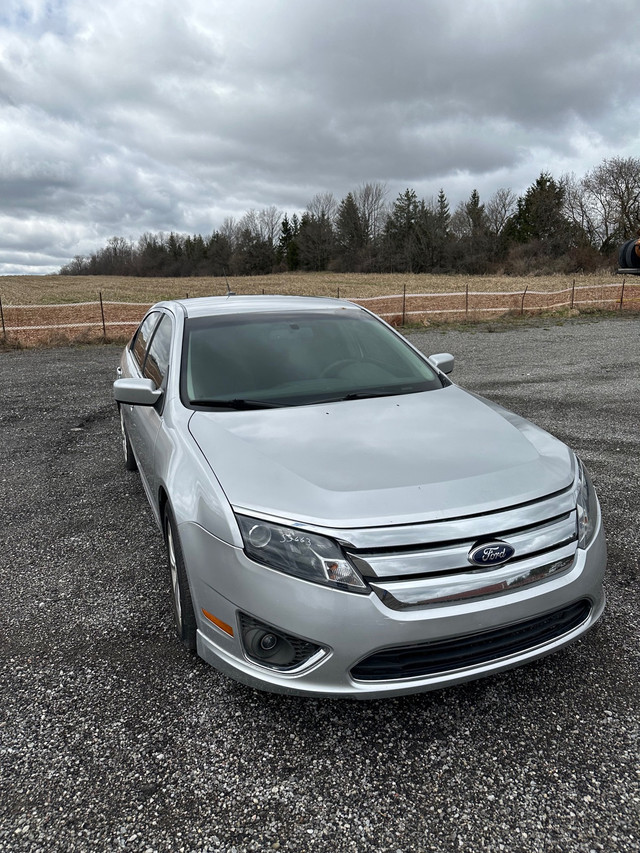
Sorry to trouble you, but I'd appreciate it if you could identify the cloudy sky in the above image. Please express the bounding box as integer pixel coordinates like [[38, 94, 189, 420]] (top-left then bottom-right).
[[1, 0, 640, 274]]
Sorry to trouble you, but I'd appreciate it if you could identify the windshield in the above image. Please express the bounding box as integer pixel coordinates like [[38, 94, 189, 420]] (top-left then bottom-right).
[[181, 308, 446, 409]]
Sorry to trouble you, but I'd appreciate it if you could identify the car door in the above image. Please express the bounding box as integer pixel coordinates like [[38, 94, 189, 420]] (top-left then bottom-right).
[[126, 311, 173, 504]]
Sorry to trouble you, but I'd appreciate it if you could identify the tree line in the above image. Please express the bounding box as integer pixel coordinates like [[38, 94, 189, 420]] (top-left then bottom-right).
[[59, 156, 640, 278]]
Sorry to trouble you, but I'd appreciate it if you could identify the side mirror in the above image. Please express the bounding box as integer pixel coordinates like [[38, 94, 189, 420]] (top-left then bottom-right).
[[428, 352, 454, 375], [114, 377, 163, 406]]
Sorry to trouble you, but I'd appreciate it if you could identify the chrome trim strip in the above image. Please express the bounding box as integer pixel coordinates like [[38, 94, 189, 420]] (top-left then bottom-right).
[[233, 486, 578, 550], [370, 548, 576, 609], [240, 646, 330, 675], [350, 512, 577, 578]]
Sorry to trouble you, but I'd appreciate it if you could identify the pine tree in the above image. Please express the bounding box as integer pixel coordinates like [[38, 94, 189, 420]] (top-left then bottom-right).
[[336, 192, 367, 269], [383, 189, 420, 272], [509, 173, 570, 248]]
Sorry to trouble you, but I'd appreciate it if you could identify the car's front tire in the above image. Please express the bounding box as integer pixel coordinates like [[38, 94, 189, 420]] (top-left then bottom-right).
[[163, 506, 197, 652]]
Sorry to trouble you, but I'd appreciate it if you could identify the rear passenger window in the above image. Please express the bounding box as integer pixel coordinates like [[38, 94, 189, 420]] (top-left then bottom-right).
[[143, 314, 172, 388], [132, 312, 160, 371]]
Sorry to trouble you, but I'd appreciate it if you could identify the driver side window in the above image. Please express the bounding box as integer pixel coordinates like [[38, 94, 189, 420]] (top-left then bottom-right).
[[132, 312, 160, 373], [143, 314, 172, 388]]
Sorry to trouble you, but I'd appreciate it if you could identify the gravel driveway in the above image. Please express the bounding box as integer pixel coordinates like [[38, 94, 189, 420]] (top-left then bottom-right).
[[1, 315, 638, 853]]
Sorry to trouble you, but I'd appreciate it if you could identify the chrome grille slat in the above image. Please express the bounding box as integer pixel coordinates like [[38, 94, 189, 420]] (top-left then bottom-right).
[[350, 512, 577, 579], [370, 547, 576, 609], [340, 490, 581, 609], [332, 485, 577, 549]]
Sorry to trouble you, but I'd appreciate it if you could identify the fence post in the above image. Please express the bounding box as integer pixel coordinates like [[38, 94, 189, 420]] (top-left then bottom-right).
[[571, 279, 575, 309], [0, 294, 5, 340], [337, 287, 340, 299], [465, 282, 469, 319], [620, 278, 625, 311], [521, 286, 528, 315], [99, 292, 106, 340], [402, 284, 406, 325]]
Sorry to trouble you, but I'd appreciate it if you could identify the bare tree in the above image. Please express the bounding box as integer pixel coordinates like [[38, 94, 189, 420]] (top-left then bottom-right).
[[306, 192, 338, 223], [354, 182, 388, 243], [219, 216, 240, 249], [485, 187, 517, 237], [239, 209, 259, 235], [578, 156, 640, 250], [562, 172, 604, 248], [257, 205, 283, 247]]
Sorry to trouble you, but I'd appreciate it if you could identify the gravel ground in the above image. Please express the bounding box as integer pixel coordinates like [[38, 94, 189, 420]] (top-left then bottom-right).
[[1, 315, 639, 853]]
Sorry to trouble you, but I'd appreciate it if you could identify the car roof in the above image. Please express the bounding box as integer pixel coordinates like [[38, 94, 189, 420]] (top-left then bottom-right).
[[161, 294, 364, 319]]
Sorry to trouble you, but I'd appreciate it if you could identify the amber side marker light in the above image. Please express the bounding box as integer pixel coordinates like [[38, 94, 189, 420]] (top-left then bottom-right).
[[202, 609, 234, 636]]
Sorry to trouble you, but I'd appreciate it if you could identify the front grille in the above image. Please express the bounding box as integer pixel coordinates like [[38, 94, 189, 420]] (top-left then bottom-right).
[[343, 490, 579, 609], [348, 511, 578, 580], [350, 599, 591, 681]]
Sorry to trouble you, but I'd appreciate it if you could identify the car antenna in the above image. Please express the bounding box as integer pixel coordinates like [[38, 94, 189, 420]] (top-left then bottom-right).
[[223, 268, 236, 297]]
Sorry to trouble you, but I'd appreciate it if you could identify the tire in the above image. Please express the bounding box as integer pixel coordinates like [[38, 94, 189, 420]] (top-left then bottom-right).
[[163, 506, 197, 652], [618, 240, 630, 268], [625, 239, 640, 270], [119, 406, 138, 472]]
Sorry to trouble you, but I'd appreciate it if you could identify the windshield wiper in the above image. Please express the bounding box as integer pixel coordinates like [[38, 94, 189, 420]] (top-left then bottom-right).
[[327, 390, 404, 403], [190, 398, 284, 410]]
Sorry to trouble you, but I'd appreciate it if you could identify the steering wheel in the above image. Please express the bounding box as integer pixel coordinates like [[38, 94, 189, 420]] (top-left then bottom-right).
[[320, 358, 360, 378]]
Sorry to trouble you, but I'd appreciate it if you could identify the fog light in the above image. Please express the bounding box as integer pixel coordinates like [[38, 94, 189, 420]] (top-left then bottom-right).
[[239, 613, 324, 671], [244, 627, 296, 666], [259, 633, 278, 652]]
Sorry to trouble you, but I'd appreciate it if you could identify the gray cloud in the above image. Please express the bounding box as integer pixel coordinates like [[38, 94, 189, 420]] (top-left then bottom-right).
[[1, 0, 639, 273]]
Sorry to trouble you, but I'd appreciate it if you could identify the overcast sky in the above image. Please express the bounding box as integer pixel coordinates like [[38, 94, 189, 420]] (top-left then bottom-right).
[[1, 0, 640, 274]]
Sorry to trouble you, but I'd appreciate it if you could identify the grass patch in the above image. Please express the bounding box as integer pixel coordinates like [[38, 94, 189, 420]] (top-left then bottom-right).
[[402, 305, 640, 334], [0, 270, 622, 305]]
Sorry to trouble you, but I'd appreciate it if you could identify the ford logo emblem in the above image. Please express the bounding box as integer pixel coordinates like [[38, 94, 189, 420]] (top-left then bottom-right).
[[468, 540, 516, 567]]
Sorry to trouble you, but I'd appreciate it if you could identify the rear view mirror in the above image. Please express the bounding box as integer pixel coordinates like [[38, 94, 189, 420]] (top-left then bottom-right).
[[114, 377, 163, 406], [428, 353, 454, 375]]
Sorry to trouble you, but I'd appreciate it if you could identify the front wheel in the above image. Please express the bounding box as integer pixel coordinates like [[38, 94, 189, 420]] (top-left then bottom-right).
[[164, 507, 197, 652]]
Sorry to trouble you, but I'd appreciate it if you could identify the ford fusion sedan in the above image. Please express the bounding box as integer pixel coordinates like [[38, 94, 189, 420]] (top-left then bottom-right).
[[113, 296, 606, 698]]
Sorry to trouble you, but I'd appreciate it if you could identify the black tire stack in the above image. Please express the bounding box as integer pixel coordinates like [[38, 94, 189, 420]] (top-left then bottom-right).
[[618, 237, 640, 270]]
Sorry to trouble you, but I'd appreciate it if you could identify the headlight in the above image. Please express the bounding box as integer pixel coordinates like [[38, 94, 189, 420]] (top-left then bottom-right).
[[236, 515, 368, 593], [576, 458, 599, 549]]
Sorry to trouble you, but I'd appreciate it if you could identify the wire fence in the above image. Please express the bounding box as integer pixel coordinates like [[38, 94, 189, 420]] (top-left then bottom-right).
[[1, 280, 639, 346]]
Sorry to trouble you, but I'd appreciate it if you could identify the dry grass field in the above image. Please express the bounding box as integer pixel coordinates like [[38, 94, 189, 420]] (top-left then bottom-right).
[[1, 271, 637, 347], [0, 270, 624, 305]]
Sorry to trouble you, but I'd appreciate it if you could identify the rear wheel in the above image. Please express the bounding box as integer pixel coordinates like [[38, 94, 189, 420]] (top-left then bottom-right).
[[119, 406, 137, 471], [164, 506, 197, 651]]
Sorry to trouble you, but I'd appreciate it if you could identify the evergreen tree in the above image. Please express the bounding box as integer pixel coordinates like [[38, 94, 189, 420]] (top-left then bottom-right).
[[335, 192, 367, 269], [276, 214, 300, 270], [465, 189, 485, 234], [383, 189, 420, 271], [450, 190, 493, 272], [433, 189, 451, 269], [508, 172, 572, 253], [206, 231, 233, 276], [297, 212, 334, 271], [231, 228, 274, 276]]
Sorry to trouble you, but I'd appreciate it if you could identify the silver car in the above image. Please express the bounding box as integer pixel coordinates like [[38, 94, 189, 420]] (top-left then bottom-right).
[[114, 295, 606, 698]]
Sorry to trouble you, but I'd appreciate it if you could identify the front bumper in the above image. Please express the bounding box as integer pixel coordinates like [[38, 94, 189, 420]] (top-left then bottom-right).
[[179, 517, 607, 699]]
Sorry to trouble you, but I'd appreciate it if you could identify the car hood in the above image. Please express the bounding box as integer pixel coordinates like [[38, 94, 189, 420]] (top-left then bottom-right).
[[187, 386, 574, 528]]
